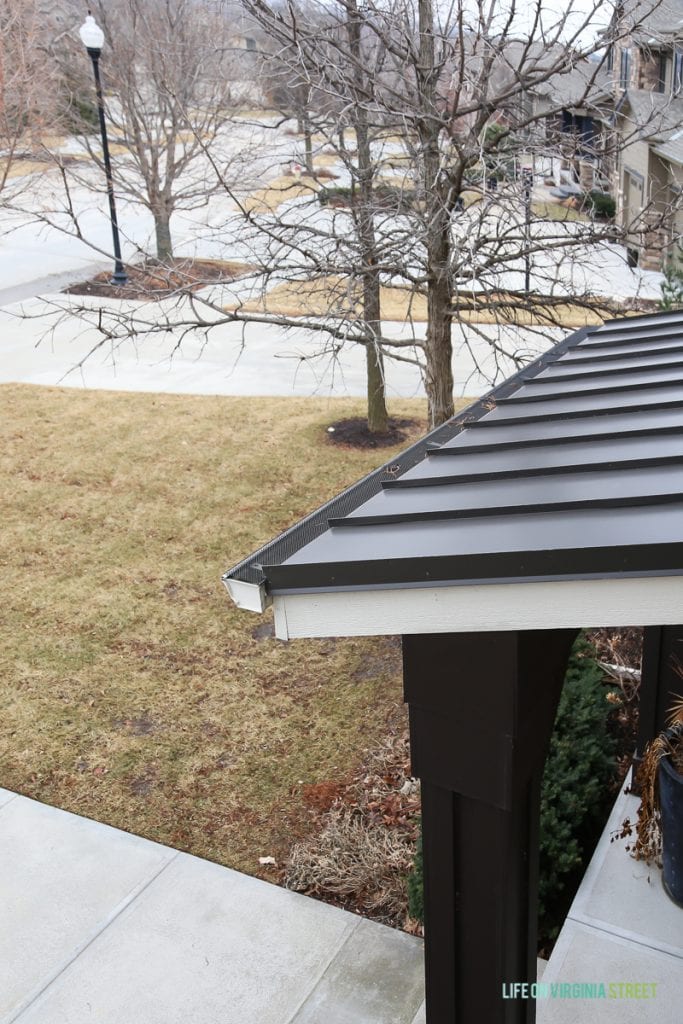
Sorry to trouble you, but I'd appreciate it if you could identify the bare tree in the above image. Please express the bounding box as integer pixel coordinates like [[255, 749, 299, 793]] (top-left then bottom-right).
[[60, 0, 255, 261], [226, 0, 676, 425], [13, 0, 680, 433], [0, 0, 60, 196]]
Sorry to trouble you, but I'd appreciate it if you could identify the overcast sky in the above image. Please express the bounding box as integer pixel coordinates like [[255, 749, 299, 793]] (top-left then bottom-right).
[[437, 0, 615, 46]]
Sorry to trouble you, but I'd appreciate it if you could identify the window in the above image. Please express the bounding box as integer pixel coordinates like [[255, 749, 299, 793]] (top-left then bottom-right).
[[620, 48, 631, 89], [658, 51, 668, 92], [674, 49, 683, 94], [606, 45, 614, 72], [245, 36, 256, 51]]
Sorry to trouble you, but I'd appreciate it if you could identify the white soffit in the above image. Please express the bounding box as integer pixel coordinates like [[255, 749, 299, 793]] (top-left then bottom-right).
[[272, 575, 683, 640]]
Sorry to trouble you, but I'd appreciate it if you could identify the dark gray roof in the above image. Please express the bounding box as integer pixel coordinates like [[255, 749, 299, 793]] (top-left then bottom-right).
[[529, 59, 611, 109], [621, 0, 683, 41], [619, 89, 683, 140], [223, 309, 683, 598], [653, 132, 683, 164]]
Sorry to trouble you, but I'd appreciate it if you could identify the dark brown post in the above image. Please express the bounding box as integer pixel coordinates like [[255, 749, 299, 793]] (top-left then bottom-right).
[[636, 626, 683, 773], [403, 629, 577, 1024]]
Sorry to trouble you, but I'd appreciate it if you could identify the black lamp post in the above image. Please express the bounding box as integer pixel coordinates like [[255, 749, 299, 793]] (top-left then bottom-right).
[[79, 14, 127, 286]]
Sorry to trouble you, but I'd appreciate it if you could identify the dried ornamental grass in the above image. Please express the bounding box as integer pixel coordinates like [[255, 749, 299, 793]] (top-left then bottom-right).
[[285, 808, 415, 924], [283, 729, 421, 927], [629, 695, 683, 865]]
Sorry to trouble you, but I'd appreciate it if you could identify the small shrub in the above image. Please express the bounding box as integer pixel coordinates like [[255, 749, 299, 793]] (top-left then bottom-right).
[[318, 184, 418, 213], [62, 90, 99, 134], [659, 245, 683, 310], [581, 190, 616, 220], [406, 635, 616, 944]]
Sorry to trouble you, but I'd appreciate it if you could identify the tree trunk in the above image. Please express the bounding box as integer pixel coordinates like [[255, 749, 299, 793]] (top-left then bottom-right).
[[153, 211, 173, 262], [363, 267, 389, 433], [347, 0, 389, 434], [365, 340, 388, 433], [418, 0, 455, 428], [425, 245, 455, 428], [303, 114, 314, 175]]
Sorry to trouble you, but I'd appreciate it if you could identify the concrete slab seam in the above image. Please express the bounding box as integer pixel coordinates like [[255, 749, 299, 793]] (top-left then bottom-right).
[[281, 916, 364, 1024], [6, 852, 180, 1024], [565, 912, 683, 962], [0, 794, 19, 812]]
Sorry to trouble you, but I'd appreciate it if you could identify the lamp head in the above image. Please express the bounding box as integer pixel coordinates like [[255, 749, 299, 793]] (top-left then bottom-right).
[[79, 14, 105, 53]]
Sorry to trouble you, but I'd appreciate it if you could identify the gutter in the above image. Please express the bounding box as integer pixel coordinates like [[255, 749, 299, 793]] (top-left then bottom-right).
[[222, 574, 271, 613]]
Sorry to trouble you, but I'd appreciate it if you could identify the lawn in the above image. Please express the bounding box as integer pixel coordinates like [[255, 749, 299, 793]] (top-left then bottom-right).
[[532, 200, 588, 224], [236, 275, 609, 327], [0, 385, 430, 878], [244, 174, 320, 213]]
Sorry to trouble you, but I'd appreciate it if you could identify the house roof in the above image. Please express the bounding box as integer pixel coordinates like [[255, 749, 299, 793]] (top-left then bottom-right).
[[621, 0, 683, 43], [530, 59, 612, 110], [653, 132, 683, 164], [619, 88, 683, 136], [486, 40, 612, 113], [223, 309, 683, 635]]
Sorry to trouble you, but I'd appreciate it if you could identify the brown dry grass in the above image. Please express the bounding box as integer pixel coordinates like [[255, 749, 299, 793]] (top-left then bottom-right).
[[286, 810, 414, 922], [235, 274, 608, 327], [234, 108, 281, 121], [533, 200, 588, 224], [0, 157, 49, 180], [312, 153, 339, 169], [244, 174, 320, 213], [0, 385, 428, 878]]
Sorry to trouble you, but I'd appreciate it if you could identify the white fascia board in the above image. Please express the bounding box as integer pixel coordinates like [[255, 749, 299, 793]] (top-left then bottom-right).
[[272, 575, 683, 640]]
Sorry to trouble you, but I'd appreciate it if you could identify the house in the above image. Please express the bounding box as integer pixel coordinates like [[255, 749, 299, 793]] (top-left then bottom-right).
[[610, 0, 683, 268], [464, 40, 614, 192], [528, 56, 613, 192]]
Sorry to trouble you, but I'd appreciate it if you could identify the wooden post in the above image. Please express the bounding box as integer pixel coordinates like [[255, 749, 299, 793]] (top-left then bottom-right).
[[403, 629, 577, 1024]]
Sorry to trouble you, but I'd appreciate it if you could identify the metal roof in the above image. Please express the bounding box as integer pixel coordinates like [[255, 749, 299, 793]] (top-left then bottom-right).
[[223, 309, 683, 609]]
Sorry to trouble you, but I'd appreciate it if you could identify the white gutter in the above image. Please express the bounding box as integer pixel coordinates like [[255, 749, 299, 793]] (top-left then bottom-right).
[[221, 574, 271, 613]]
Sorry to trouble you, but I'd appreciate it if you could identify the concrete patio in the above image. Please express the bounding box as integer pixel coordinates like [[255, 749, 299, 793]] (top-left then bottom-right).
[[1, 777, 680, 1023]]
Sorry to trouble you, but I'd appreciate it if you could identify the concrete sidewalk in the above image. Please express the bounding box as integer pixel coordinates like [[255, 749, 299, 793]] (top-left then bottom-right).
[[0, 788, 424, 1024], [3, 781, 680, 1023], [0, 291, 555, 400]]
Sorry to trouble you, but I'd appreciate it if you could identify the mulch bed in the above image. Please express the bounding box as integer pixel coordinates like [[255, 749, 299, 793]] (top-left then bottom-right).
[[64, 258, 253, 302], [325, 416, 418, 449], [282, 168, 339, 180]]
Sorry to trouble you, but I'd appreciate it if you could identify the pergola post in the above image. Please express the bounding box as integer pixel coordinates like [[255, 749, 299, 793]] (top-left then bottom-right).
[[403, 629, 577, 1024], [636, 626, 683, 772]]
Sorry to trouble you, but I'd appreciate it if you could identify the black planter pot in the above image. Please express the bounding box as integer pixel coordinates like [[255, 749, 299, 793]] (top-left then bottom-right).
[[659, 747, 683, 907]]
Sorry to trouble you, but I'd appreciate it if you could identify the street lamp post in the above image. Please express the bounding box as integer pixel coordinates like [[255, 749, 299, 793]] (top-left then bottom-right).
[[79, 14, 127, 286]]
